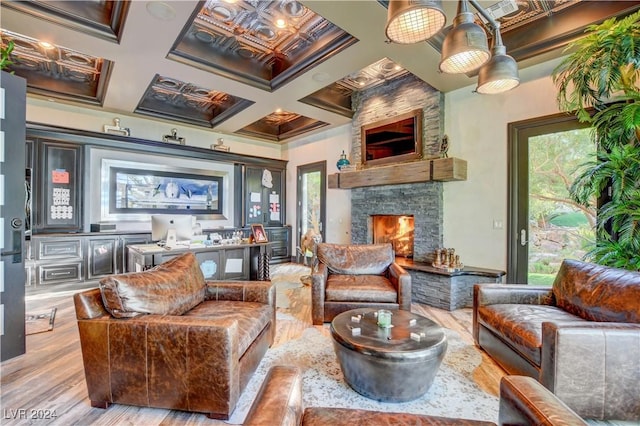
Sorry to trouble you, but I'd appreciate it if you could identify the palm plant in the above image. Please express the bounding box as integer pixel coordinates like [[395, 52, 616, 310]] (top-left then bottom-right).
[[0, 38, 14, 71], [553, 11, 640, 270]]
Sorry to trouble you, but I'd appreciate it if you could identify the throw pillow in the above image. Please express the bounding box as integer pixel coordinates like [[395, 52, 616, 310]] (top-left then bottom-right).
[[100, 252, 206, 318]]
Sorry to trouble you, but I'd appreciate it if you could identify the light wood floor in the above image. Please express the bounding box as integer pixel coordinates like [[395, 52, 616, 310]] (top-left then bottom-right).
[[1, 272, 506, 425]]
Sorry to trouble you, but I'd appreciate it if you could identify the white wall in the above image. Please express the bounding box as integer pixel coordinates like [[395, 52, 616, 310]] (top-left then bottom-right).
[[282, 123, 352, 249], [26, 98, 283, 159], [442, 58, 564, 271]]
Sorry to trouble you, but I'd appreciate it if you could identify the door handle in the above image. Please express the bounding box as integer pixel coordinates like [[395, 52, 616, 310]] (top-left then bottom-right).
[[520, 229, 528, 246], [1, 230, 23, 262]]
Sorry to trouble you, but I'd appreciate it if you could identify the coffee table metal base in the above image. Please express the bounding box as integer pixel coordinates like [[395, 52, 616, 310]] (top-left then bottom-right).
[[330, 309, 447, 403]]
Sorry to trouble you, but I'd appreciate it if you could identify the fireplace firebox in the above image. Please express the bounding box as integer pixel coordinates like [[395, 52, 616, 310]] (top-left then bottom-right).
[[372, 215, 414, 258]]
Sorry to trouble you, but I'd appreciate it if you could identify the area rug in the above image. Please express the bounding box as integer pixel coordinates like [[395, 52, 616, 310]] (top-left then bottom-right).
[[25, 307, 57, 335], [226, 325, 499, 424]]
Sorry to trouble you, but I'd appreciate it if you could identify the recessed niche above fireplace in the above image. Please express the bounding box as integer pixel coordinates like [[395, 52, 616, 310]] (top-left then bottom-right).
[[361, 109, 423, 167]]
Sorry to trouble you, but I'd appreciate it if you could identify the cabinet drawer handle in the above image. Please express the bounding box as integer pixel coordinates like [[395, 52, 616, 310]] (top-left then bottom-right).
[[49, 271, 73, 276]]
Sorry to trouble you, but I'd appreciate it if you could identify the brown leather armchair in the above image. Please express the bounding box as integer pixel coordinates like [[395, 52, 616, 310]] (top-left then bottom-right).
[[310, 243, 411, 325], [244, 366, 588, 425], [73, 252, 275, 420]]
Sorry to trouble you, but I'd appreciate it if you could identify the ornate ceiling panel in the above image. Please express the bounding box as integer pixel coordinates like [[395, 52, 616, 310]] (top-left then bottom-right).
[[135, 75, 254, 128], [236, 110, 328, 142], [300, 58, 410, 118], [168, 0, 358, 91], [1, 29, 110, 105], [1, 0, 129, 42]]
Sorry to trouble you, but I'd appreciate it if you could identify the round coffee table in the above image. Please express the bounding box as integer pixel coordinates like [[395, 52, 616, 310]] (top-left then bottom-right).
[[330, 308, 447, 402]]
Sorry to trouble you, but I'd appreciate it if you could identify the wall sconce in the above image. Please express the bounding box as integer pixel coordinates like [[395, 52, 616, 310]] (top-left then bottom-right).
[[162, 128, 186, 145], [212, 137, 230, 152]]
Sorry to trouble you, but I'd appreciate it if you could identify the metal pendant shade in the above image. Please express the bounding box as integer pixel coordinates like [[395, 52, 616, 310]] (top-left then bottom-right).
[[439, 5, 490, 74], [476, 44, 520, 94], [385, 0, 446, 44]]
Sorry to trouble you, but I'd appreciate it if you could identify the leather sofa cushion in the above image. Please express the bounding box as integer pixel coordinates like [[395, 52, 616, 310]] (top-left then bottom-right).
[[303, 407, 494, 425], [552, 259, 640, 323], [99, 252, 206, 318], [184, 300, 272, 356], [317, 243, 393, 275], [325, 275, 397, 303], [478, 304, 584, 365]]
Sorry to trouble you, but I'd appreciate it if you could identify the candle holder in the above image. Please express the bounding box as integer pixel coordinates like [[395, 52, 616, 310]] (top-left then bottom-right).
[[377, 309, 392, 328]]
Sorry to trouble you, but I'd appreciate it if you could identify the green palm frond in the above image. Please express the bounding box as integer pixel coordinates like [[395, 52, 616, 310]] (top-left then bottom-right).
[[556, 10, 640, 270]]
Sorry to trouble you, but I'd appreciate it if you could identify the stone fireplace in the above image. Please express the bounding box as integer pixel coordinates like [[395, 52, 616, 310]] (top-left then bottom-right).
[[345, 72, 504, 311], [349, 73, 444, 263], [351, 182, 442, 263]]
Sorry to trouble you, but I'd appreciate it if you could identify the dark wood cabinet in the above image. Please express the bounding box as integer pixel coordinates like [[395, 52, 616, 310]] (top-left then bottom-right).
[[266, 226, 292, 264], [244, 166, 284, 227], [28, 233, 151, 288], [86, 236, 118, 280], [33, 140, 83, 233]]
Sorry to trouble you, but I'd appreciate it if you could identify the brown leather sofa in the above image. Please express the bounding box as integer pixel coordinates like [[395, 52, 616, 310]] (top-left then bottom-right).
[[311, 243, 411, 325], [473, 259, 640, 421], [243, 365, 588, 425], [73, 252, 275, 420]]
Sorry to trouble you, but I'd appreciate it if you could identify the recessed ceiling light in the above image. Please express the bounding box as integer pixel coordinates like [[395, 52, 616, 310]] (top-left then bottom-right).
[[275, 108, 283, 113], [275, 18, 287, 28], [146, 2, 176, 21], [39, 41, 54, 49]]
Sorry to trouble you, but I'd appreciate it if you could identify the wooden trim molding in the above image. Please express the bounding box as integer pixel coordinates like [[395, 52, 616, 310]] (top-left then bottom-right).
[[327, 158, 467, 189]]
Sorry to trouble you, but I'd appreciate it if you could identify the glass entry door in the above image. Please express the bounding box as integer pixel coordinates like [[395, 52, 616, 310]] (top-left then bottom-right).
[[508, 114, 595, 284], [296, 161, 326, 260]]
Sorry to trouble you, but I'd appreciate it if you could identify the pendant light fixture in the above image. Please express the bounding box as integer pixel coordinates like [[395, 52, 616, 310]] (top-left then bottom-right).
[[384, 0, 519, 94], [476, 27, 520, 94], [438, 0, 490, 74], [385, 0, 446, 44]]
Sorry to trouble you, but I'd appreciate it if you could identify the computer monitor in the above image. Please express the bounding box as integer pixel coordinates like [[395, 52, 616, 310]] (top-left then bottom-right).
[[151, 214, 193, 242]]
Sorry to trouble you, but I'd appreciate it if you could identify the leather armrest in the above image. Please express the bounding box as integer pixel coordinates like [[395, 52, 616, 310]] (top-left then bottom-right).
[[541, 321, 640, 421], [76, 315, 240, 414], [74, 288, 110, 320], [243, 366, 303, 426], [311, 263, 328, 325], [473, 284, 554, 343], [389, 262, 412, 311], [499, 375, 587, 425]]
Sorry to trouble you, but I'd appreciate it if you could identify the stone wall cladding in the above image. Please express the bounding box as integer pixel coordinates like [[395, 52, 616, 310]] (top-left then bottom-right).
[[351, 73, 443, 165], [350, 73, 444, 263]]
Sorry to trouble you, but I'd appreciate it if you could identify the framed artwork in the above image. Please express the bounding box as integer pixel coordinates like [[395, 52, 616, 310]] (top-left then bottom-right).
[[251, 224, 268, 243], [109, 166, 223, 215]]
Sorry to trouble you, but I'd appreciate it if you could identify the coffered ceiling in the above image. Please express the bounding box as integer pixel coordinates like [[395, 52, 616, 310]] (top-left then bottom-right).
[[1, 1, 639, 143]]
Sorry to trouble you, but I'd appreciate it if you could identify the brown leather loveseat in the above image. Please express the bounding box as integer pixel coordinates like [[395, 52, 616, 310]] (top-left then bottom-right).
[[311, 243, 411, 325], [473, 259, 640, 421], [243, 365, 588, 425], [73, 252, 275, 420]]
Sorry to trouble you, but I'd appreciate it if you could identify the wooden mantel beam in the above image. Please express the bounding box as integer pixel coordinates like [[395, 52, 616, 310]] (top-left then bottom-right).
[[327, 158, 467, 189]]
